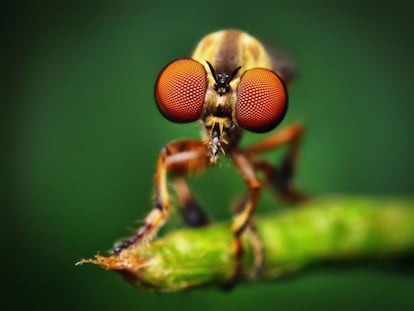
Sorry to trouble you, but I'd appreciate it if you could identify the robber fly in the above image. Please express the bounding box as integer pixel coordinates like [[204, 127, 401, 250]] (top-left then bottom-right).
[[114, 29, 305, 283]]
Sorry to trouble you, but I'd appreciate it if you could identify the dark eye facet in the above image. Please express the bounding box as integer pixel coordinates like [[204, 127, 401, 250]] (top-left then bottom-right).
[[235, 68, 287, 132], [155, 58, 207, 123]]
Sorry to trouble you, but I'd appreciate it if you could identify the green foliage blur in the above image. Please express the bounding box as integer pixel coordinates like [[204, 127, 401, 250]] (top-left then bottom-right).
[[3, 0, 414, 310]]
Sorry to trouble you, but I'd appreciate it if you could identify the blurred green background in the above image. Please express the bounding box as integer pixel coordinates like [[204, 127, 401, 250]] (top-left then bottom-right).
[[4, 0, 414, 310]]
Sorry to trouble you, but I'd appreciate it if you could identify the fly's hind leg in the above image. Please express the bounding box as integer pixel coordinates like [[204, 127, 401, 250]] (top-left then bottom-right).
[[245, 123, 307, 203], [172, 176, 209, 227], [113, 140, 210, 255]]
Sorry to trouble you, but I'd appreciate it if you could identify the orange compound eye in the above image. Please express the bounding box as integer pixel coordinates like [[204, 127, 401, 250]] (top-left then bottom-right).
[[235, 68, 287, 133], [155, 58, 207, 123]]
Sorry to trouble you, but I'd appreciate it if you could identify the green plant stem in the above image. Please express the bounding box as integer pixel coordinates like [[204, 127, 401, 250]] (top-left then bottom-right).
[[80, 196, 414, 292]]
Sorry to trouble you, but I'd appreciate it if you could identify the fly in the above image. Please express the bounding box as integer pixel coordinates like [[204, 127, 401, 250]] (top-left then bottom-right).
[[113, 29, 306, 286]]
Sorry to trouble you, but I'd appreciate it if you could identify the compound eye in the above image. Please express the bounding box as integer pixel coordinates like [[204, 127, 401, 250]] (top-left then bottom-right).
[[236, 68, 287, 132], [155, 58, 207, 123]]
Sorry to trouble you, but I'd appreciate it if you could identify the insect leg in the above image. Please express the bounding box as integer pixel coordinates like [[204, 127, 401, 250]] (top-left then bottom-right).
[[244, 123, 307, 203], [172, 176, 209, 227], [245, 222, 264, 278], [231, 194, 264, 279], [113, 140, 210, 255], [228, 151, 262, 284]]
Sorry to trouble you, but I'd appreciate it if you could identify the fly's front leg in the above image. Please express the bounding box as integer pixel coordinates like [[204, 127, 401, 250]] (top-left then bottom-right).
[[113, 140, 210, 255], [245, 123, 307, 202], [228, 151, 262, 284]]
